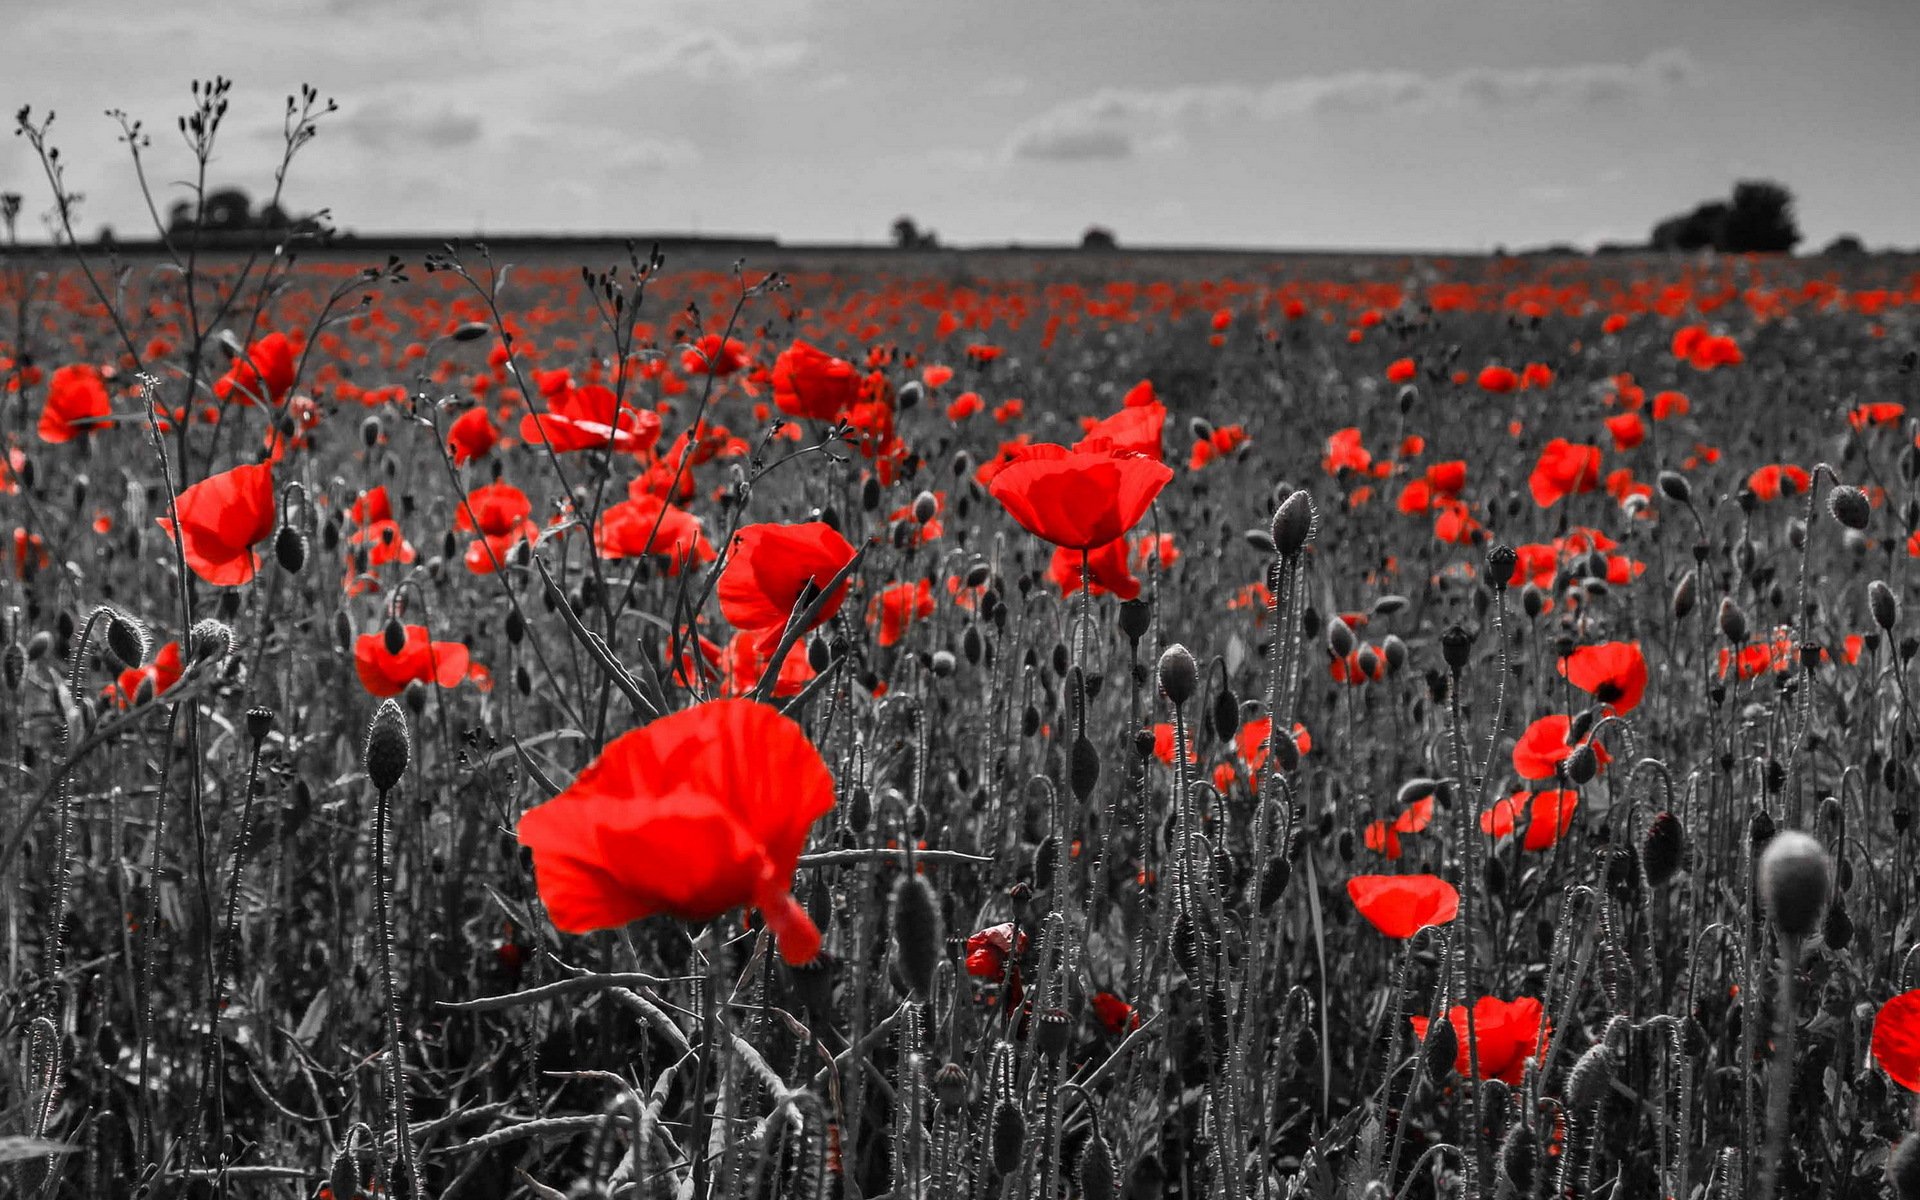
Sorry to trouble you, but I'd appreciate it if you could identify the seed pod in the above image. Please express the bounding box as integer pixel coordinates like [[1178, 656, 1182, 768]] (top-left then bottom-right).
[[891, 875, 941, 996], [1440, 624, 1473, 672], [934, 1062, 969, 1112], [1035, 1008, 1071, 1061], [245, 705, 275, 744], [1758, 830, 1830, 940], [1643, 812, 1689, 885], [363, 699, 410, 794], [1871, 580, 1900, 631], [1829, 485, 1872, 530], [1483, 542, 1517, 587], [1157, 644, 1198, 704], [1271, 490, 1316, 556], [990, 1100, 1025, 1176]]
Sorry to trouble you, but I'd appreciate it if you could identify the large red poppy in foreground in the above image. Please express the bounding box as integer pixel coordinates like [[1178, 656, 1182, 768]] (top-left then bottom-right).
[[1873, 989, 1920, 1091], [988, 440, 1173, 551], [1410, 996, 1549, 1083], [515, 698, 835, 964], [155, 461, 277, 586]]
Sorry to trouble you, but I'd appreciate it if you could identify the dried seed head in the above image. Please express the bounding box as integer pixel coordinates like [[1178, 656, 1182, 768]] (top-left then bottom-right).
[[1759, 830, 1831, 940], [245, 705, 275, 744], [1157, 644, 1198, 704], [104, 609, 148, 670], [1034, 1008, 1071, 1060], [1271, 489, 1316, 557], [1829, 485, 1872, 530], [188, 618, 234, 665], [891, 874, 941, 996], [363, 699, 410, 794], [1871, 580, 1900, 632]]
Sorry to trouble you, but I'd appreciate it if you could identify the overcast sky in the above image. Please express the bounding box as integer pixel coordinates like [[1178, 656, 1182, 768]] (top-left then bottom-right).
[[5, 0, 1917, 251]]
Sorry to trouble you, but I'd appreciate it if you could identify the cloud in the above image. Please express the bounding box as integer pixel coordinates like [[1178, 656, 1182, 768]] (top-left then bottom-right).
[[335, 102, 485, 151], [618, 29, 809, 82], [1005, 48, 1703, 162]]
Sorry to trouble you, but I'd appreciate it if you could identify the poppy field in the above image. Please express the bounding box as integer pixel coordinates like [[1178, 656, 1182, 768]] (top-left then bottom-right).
[[9, 108, 1920, 1200]]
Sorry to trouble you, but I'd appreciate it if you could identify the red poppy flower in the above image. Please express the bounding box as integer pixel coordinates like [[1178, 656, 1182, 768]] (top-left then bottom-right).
[[872, 579, 935, 647], [448, 406, 499, 466], [1409, 997, 1549, 1084], [1521, 362, 1555, 389], [1152, 723, 1196, 766], [1386, 358, 1417, 384], [965, 922, 1028, 978], [457, 482, 538, 573], [1233, 717, 1311, 774], [947, 391, 984, 422], [1477, 365, 1519, 394], [1481, 790, 1579, 851], [1049, 539, 1140, 601], [989, 442, 1173, 552], [354, 626, 473, 697], [1511, 714, 1610, 781], [1850, 402, 1905, 430], [1323, 427, 1373, 475], [1347, 874, 1459, 939], [1605, 412, 1647, 451], [1079, 400, 1166, 462], [1652, 390, 1691, 420], [1747, 464, 1811, 502], [1872, 989, 1920, 1091], [1091, 991, 1141, 1035], [1558, 641, 1647, 715], [682, 335, 749, 378], [39, 364, 112, 443], [347, 486, 416, 570], [717, 630, 817, 699], [521, 381, 662, 455], [1364, 797, 1434, 859], [771, 340, 863, 421], [717, 522, 857, 650], [594, 495, 715, 572], [1528, 439, 1603, 508], [515, 698, 833, 964], [156, 461, 277, 586], [213, 331, 297, 406], [107, 641, 184, 708]]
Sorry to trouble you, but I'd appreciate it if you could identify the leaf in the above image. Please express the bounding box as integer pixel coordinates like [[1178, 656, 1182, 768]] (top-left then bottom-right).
[[293, 989, 331, 1049]]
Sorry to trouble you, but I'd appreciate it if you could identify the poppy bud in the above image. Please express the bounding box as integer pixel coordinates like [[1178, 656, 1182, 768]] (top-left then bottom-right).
[[1440, 624, 1473, 672], [896, 380, 923, 411], [1718, 597, 1748, 644], [931, 649, 956, 677], [1381, 635, 1408, 674], [1244, 528, 1276, 554], [1829, 485, 1872, 530], [1423, 1018, 1457, 1083], [1871, 580, 1899, 631], [1758, 829, 1830, 940], [1271, 490, 1316, 557], [1498, 1122, 1536, 1193], [1188, 416, 1214, 443], [1070, 734, 1100, 801], [1564, 742, 1597, 786], [1672, 570, 1697, 621], [1210, 686, 1239, 741], [1398, 384, 1418, 413], [188, 618, 233, 665], [891, 874, 941, 996], [1823, 896, 1853, 950], [245, 705, 275, 744], [1035, 1008, 1071, 1060], [1788, 518, 1808, 550], [382, 615, 407, 657], [1079, 1128, 1117, 1200], [1485, 543, 1516, 587], [1157, 644, 1197, 704], [359, 415, 382, 448], [1643, 812, 1688, 885], [1658, 471, 1692, 504], [363, 699, 410, 794], [962, 626, 983, 665], [1118, 598, 1151, 644], [1326, 617, 1355, 659], [274, 524, 308, 573], [1255, 857, 1290, 910], [1521, 584, 1545, 619], [989, 1100, 1025, 1176], [104, 609, 147, 671]]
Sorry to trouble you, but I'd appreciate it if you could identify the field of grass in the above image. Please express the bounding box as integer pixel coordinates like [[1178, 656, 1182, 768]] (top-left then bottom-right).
[[3, 212, 1920, 1200]]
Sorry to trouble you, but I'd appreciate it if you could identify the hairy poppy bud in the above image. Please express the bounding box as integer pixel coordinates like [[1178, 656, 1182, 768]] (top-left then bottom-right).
[[896, 379, 923, 411], [1759, 829, 1830, 940], [1070, 733, 1100, 800], [1718, 597, 1748, 645], [104, 609, 147, 671], [911, 490, 938, 524], [1823, 896, 1853, 950], [274, 524, 308, 573], [1255, 856, 1290, 910], [1521, 584, 1545, 619], [1658, 470, 1692, 504], [891, 875, 941, 996], [1080, 1127, 1117, 1200], [934, 1061, 969, 1112], [1871, 580, 1900, 631], [1498, 1123, 1536, 1193], [1643, 812, 1688, 885], [990, 1099, 1025, 1176], [1157, 644, 1197, 704], [1672, 570, 1697, 621], [1423, 1017, 1458, 1083], [1326, 617, 1355, 659], [188, 618, 234, 665], [382, 615, 407, 657], [363, 699, 410, 794], [1829, 485, 1872, 530], [1564, 742, 1598, 786], [1485, 543, 1517, 587], [1244, 528, 1276, 554], [1271, 490, 1315, 557]]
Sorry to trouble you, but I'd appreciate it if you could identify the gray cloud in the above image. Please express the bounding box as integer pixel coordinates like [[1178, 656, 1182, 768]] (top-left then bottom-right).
[[335, 103, 485, 151], [1007, 48, 1703, 162], [616, 29, 809, 82]]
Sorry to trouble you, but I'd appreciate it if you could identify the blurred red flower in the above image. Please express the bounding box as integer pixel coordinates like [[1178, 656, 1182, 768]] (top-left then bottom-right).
[[447, 406, 499, 465], [1091, 991, 1141, 1034], [213, 331, 297, 406], [1481, 790, 1579, 851], [772, 340, 863, 420], [1528, 439, 1603, 508], [1049, 539, 1140, 601], [354, 626, 472, 697], [521, 380, 662, 454], [1511, 714, 1610, 781], [39, 363, 111, 443], [594, 495, 715, 572], [965, 922, 1028, 978], [682, 335, 749, 377], [515, 698, 834, 964], [1872, 989, 1920, 1091]]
